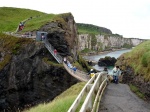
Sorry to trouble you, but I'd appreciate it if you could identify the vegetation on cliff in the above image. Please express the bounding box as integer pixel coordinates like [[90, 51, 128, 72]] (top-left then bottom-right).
[[77, 23, 112, 35], [117, 40, 150, 81], [0, 33, 33, 70]]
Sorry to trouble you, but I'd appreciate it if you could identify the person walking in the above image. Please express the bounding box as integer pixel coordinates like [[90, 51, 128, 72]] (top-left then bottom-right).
[[72, 66, 77, 74], [88, 69, 95, 78], [54, 49, 57, 56], [63, 57, 67, 64], [112, 66, 121, 84]]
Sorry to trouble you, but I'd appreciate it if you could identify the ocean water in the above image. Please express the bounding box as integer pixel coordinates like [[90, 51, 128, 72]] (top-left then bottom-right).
[[83, 49, 132, 74]]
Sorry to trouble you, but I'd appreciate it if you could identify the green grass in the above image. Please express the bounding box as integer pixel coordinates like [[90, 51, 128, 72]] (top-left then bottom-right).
[[0, 7, 46, 32], [77, 23, 112, 35], [118, 40, 150, 81], [81, 48, 92, 53], [129, 84, 145, 100], [24, 82, 86, 112]]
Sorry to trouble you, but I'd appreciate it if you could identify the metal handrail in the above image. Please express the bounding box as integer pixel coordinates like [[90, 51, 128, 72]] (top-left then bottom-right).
[[68, 72, 108, 112], [44, 39, 63, 63]]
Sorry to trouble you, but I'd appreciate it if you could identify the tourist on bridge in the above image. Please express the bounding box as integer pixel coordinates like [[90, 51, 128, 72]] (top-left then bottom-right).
[[112, 66, 121, 84], [54, 49, 57, 56], [67, 61, 73, 69], [63, 57, 67, 64], [72, 66, 77, 74]]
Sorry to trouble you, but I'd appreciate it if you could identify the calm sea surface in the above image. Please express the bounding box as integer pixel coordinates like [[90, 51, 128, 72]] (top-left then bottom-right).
[[83, 49, 132, 74]]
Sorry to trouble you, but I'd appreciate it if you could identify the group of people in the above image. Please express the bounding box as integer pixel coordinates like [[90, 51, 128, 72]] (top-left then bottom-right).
[[88, 65, 122, 84], [63, 57, 77, 73]]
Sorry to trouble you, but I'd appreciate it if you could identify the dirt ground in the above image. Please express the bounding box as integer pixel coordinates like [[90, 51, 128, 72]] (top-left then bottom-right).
[[99, 83, 150, 112]]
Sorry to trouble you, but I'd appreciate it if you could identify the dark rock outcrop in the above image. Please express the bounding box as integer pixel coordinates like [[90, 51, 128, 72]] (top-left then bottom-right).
[[98, 56, 117, 66], [39, 13, 78, 58], [0, 42, 78, 111]]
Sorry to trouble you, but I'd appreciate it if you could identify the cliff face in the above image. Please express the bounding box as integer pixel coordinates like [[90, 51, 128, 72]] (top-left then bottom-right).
[[0, 41, 77, 111], [78, 34, 144, 51], [39, 13, 78, 59], [0, 13, 78, 111]]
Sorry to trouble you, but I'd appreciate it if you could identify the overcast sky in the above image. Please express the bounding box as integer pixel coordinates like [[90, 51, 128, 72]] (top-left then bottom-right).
[[1, 0, 150, 39]]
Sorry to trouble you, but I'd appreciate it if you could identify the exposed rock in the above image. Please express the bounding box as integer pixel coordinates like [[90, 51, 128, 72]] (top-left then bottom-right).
[[0, 42, 78, 111], [98, 56, 117, 66], [39, 13, 78, 58], [78, 34, 145, 51]]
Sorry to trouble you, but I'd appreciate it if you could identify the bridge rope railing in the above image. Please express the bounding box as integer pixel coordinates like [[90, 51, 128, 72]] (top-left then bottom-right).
[[63, 62, 90, 82], [68, 72, 108, 112], [44, 39, 63, 63], [44, 38, 90, 82]]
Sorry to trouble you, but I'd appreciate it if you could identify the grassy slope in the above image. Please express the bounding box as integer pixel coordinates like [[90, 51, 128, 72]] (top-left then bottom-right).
[[24, 82, 86, 112], [119, 40, 150, 81], [0, 7, 56, 32], [77, 23, 123, 37]]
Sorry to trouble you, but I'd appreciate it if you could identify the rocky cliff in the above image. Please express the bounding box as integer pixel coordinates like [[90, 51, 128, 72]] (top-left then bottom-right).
[[39, 13, 78, 59], [78, 34, 144, 51], [0, 13, 78, 111]]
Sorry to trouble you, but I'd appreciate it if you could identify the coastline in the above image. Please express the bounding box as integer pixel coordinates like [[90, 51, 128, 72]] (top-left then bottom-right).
[[81, 48, 129, 57]]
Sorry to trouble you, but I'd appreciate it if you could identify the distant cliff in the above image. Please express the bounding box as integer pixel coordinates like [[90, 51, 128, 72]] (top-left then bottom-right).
[[78, 34, 144, 51]]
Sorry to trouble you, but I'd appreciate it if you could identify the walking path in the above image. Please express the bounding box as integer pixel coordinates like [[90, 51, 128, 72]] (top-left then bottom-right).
[[99, 83, 150, 112]]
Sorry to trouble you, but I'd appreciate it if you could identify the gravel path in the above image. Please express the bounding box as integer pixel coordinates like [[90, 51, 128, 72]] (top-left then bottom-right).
[[99, 83, 150, 112]]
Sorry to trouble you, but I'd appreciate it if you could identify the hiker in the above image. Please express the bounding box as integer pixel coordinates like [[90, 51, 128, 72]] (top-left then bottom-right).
[[63, 57, 67, 64], [67, 61, 73, 69], [72, 66, 77, 74], [88, 69, 95, 78], [103, 67, 108, 74], [112, 66, 121, 84], [54, 49, 57, 56], [19, 22, 24, 31], [41, 34, 45, 41]]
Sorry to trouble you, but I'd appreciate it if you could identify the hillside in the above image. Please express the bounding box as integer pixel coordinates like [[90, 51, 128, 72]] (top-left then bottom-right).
[[0, 7, 56, 32], [116, 40, 150, 100], [77, 23, 112, 35]]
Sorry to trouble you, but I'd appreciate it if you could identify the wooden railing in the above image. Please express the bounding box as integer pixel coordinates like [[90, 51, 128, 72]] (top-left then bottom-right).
[[68, 72, 108, 112]]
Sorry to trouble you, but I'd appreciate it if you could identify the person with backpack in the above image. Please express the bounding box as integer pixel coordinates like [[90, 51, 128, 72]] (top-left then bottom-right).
[[88, 69, 95, 78]]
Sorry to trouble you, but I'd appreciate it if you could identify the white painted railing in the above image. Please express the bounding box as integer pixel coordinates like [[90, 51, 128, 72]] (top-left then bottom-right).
[[68, 72, 108, 112]]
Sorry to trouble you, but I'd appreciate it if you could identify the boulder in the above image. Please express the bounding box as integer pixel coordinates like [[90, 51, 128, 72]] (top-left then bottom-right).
[[98, 56, 117, 66]]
